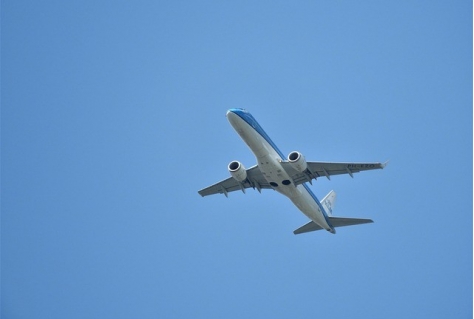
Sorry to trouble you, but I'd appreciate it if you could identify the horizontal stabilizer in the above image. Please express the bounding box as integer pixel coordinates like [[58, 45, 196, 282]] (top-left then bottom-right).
[[294, 217, 373, 235], [293, 221, 324, 234]]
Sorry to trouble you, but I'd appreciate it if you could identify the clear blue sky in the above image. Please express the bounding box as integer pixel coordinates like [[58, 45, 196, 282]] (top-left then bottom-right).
[[2, 1, 472, 318]]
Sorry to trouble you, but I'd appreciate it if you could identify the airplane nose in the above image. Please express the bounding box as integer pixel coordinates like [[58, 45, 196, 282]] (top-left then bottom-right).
[[226, 110, 238, 125], [226, 109, 240, 120], [227, 108, 248, 119]]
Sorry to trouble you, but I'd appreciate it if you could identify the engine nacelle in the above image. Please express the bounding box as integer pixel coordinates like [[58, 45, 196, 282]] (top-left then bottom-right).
[[288, 151, 308, 172], [228, 161, 247, 182]]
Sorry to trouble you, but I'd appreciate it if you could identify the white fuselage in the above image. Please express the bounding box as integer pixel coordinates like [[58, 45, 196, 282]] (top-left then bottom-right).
[[226, 110, 334, 233]]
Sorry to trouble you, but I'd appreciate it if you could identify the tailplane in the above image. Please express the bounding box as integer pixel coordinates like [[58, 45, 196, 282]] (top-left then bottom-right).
[[294, 217, 373, 235], [294, 190, 372, 234]]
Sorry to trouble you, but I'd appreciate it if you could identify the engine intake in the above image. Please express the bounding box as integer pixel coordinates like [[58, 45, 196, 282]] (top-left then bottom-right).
[[288, 151, 307, 172], [228, 161, 247, 182]]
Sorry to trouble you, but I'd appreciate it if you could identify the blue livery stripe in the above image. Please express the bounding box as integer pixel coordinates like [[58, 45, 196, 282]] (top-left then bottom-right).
[[228, 108, 334, 230], [228, 109, 286, 159]]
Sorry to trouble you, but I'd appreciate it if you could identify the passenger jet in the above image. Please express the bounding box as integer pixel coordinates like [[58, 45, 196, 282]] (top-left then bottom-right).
[[198, 109, 387, 234]]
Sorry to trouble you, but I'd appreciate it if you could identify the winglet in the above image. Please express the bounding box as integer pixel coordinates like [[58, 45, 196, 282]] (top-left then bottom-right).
[[381, 160, 390, 168]]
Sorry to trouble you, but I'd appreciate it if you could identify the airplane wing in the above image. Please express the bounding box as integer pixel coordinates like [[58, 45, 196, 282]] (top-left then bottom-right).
[[281, 161, 388, 186], [198, 165, 272, 197]]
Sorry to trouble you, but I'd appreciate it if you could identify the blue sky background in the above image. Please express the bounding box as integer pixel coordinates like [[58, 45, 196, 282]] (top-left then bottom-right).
[[2, 1, 472, 318]]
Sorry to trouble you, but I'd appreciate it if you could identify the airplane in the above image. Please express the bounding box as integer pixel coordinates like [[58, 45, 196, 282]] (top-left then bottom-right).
[[198, 108, 387, 235]]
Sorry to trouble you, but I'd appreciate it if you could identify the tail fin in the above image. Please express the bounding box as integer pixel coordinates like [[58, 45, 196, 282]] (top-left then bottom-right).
[[320, 190, 336, 216]]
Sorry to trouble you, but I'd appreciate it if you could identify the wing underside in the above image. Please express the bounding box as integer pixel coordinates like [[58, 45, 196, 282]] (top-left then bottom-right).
[[281, 161, 387, 186], [198, 165, 271, 197]]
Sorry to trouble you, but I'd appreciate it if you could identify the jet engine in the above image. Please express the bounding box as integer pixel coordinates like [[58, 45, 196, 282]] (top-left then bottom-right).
[[228, 161, 247, 182], [288, 151, 307, 172]]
